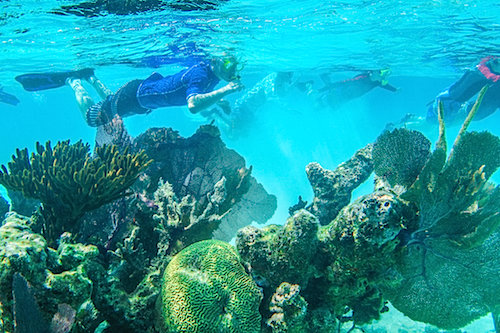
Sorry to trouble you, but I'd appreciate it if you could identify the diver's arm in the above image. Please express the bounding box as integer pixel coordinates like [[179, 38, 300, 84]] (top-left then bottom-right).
[[187, 81, 243, 114]]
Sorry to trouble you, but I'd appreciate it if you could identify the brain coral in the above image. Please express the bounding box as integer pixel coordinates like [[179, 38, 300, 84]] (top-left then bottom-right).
[[158, 239, 262, 333]]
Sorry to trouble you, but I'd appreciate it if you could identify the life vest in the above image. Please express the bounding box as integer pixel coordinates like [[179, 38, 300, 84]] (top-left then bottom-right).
[[477, 56, 500, 82]]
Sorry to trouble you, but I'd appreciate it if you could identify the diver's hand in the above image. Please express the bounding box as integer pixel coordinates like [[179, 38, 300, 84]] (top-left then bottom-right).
[[224, 81, 245, 93]]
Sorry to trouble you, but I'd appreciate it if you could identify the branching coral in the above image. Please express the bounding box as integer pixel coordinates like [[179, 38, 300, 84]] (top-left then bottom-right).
[[0, 140, 151, 243], [305, 144, 373, 225], [158, 239, 262, 333]]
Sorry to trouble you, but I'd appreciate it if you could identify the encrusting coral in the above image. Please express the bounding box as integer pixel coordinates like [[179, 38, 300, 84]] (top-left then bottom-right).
[[267, 282, 308, 333], [0, 140, 151, 243], [158, 239, 262, 333], [316, 190, 412, 324], [237, 209, 320, 295], [0, 213, 100, 332]]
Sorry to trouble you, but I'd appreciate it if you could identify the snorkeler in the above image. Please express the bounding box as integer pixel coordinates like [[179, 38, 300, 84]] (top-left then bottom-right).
[[0, 85, 20, 106], [15, 55, 244, 127], [394, 56, 500, 129], [314, 69, 398, 110]]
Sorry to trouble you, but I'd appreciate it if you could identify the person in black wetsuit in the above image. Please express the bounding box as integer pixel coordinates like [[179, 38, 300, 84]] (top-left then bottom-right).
[[426, 56, 500, 124], [394, 56, 500, 129], [315, 69, 398, 110], [65, 55, 243, 127]]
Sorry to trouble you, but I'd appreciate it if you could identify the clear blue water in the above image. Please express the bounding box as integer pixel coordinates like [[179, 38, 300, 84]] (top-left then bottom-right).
[[1, 1, 499, 331]]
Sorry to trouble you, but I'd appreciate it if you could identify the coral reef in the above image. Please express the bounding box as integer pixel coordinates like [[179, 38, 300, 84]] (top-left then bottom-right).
[[0, 213, 99, 332], [372, 128, 430, 189], [0, 140, 151, 243], [0, 193, 8, 217], [236, 91, 499, 331], [305, 144, 373, 225], [237, 209, 319, 294], [2, 88, 498, 332], [267, 282, 308, 333], [316, 190, 411, 324], [0, 122, 277, 332], [133, 125, 276, 241], [376, 100, 500, 329], [158, 239, 262, 333]]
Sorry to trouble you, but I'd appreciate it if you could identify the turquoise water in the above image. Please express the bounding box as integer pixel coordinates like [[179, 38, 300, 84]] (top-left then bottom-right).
[[1, 0, 499, 332]]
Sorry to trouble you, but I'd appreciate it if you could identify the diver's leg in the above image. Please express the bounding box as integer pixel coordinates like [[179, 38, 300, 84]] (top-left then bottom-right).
[[67, 78, 95, 121], [87, 75, 113, 99]]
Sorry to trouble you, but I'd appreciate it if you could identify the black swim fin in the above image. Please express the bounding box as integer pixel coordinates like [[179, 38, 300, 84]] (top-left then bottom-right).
[[0, 88, 20, 106], [380, 82, 398, 92], [15, 68, 94, 92]]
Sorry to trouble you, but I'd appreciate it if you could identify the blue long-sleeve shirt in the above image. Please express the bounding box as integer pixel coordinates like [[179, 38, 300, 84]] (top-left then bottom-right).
[[137, 62, 219, 109]]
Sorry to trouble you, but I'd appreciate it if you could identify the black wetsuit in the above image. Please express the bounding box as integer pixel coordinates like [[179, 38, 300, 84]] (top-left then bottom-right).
[[427, 62, 500, 123], [319, 72, 388, 109]]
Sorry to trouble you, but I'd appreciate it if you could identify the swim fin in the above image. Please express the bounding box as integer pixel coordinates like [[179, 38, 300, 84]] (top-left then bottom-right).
[[15, 68, 94, 92], [380, 82, 398, 92], [0, 88, 20, 106]]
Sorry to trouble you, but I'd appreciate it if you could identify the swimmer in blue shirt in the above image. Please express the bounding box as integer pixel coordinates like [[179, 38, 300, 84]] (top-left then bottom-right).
[[78, 56, 242, 126], [42, 56, 242, 127]]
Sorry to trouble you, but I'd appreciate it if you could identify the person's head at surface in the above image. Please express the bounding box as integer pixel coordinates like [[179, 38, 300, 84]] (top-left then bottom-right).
[[211, 55, 242, 82], [368, 68, 391, 86]]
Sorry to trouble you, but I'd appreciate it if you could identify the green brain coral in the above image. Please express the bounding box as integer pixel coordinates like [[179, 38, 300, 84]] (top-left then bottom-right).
[[159, 239, 262, 333]]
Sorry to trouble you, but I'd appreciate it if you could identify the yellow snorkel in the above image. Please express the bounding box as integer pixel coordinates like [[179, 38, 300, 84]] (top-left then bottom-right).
[[378, 68, 391, 86]]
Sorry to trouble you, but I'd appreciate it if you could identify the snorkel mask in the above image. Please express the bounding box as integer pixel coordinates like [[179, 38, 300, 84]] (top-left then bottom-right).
[[369, 68, 391, 86], [378, 68, 391, 86], [216, 55, 244, 81]]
